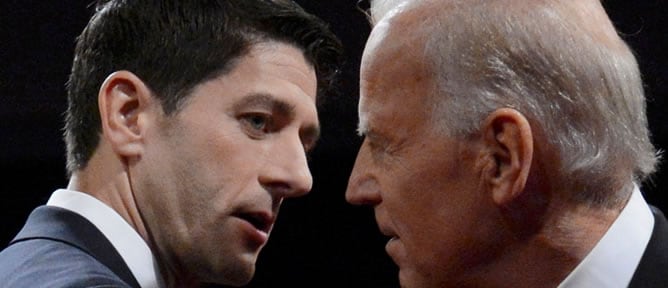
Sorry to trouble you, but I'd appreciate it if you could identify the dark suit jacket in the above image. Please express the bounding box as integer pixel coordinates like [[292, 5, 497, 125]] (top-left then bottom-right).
[[629, 207, 668, 288], [0, 206, 140, 287]]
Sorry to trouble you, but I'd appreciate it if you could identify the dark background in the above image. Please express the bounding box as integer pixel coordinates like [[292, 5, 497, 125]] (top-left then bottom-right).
[[1, 1, 666, 287]]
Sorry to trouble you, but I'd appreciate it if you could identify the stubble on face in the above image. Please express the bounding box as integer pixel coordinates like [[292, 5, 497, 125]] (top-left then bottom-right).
[[131, 42, 318, 286], [354, 6, 512, 288]]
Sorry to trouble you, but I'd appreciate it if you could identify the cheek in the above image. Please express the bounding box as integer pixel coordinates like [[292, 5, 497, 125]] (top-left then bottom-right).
[[138, 131, 238, 225], [190, 130, 260, 184], [391, 158, 481, 251], [393, 190, 449, 248]]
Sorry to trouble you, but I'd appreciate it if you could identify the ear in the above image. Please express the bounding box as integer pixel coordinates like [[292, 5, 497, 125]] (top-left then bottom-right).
[[481, 108, 534, 206], [98, 71, 154, 158]]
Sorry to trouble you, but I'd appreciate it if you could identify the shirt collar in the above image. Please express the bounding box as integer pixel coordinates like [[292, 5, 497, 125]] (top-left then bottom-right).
[[558, 184, 654, 288], [47, 189, 165, 288]]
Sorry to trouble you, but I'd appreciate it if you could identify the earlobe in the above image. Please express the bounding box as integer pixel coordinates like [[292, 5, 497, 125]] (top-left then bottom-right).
[[98, 71, 153, 158], [482, 108, 534, 206]]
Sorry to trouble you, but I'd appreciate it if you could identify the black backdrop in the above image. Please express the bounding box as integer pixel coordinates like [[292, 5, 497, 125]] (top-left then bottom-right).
[[1, 1, 666, 287]]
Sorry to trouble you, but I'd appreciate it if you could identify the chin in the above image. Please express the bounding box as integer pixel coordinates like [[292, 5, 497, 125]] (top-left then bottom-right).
[[199, 259, 257, 287], [398, 269, 439, 288], [224, 275, 254, 287], [204, 271, 254, 287], [398, 268, 413, 288]]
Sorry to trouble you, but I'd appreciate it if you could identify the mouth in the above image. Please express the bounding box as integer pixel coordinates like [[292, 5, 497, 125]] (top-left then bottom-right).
[[378, 224, 398, 239], [378, 224, 401, 260], [234, 211, 274, 234], [383, 233, 402, 265]]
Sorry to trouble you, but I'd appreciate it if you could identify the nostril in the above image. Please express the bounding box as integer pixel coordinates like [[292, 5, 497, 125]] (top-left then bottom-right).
[[262, 181, 310, 198], [346, 176, 381, 205], [263, 182, 292, 195]]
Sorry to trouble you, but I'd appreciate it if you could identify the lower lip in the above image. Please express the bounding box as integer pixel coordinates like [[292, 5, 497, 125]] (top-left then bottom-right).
[[236, 217, 270, 247], [385, 237, 400, 262]]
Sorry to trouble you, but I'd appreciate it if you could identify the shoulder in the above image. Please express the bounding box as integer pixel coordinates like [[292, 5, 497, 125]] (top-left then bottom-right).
[[628, 206, 668, 287], [0, 238, 132, 287], [646, 206, 668, 250]]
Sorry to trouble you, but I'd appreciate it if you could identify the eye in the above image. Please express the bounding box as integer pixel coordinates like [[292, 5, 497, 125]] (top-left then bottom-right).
[[247, 114, 268, 130], [364, 135, 393, 164], [366, 137, 383, 153], [240, 113, 273, 137]]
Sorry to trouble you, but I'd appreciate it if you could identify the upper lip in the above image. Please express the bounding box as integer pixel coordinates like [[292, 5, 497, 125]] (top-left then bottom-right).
[[376, 211, 397, 238], [378, 223, 398, 238], [234, 211, 275, 233]]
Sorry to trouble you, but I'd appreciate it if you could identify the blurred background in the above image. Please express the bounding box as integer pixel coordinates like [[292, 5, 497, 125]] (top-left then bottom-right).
[[1, 1, 666, 287]]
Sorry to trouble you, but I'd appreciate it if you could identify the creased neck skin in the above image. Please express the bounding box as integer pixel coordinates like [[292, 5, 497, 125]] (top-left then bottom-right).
[[66, 140, 197, 287], [67, 140, 150, 243]]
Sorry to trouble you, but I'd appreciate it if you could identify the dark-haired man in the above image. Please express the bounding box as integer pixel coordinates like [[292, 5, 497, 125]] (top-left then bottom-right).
[[0, 0, 341, 287]]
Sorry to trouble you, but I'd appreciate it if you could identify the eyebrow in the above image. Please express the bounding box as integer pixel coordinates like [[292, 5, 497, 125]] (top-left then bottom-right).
[[233, 93, 295, 116], [357, 107, 370, 136], [357, 117, 368, 137], [234, 93, 321, 150]]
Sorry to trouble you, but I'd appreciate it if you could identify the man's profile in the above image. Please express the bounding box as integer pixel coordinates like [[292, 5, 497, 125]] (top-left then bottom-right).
[[0, 1, 341, 287], [347, 0, 667, 287]]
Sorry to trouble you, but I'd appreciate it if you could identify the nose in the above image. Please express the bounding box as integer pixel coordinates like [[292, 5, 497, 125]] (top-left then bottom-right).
[[345, 142, 382, 206], [259, 134, 313, 199]]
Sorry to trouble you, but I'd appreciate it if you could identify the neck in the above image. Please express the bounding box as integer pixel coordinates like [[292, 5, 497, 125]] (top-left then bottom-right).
[[67, 143, 203, 286], [67, 159, 149, 243], [466, 196, 624, 288]]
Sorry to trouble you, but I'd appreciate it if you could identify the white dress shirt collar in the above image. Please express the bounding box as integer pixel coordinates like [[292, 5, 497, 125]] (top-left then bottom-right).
[[558, 184, 654, 288], [47, 189, 165, 288]]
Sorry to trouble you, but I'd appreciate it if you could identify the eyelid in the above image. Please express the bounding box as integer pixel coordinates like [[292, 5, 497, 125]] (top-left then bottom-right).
[[365, 131, 382, 148], [240, 112, 271, 124], [365, 134, 382, 152]]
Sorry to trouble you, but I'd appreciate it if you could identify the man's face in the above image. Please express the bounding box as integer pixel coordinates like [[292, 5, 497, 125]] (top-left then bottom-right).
[[133, 42, 318, 285], [346, 18, 501, 288]]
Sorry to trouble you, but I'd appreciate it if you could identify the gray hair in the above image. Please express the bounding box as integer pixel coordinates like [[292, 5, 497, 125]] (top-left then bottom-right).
[[405, 0, 658, 205], [368, 0, 410, 24]]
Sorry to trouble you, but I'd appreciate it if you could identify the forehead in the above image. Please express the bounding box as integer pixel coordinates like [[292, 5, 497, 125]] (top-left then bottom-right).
[[359, 14, 431, 131], [175, 41, 319, 120], [213, 41, 315, 98], [369, 0, 412, 25], [240, 42, 318, 100]]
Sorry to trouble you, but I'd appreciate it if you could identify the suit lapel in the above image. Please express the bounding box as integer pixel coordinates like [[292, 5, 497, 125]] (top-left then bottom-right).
[[628, 207, 668, 287], [11, 206, 141, 288]]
